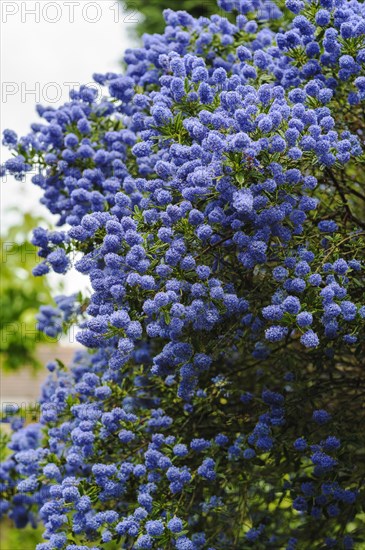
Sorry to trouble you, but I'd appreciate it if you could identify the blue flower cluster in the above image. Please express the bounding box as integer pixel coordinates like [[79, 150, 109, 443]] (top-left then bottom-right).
[[1, 0, 365, 548]]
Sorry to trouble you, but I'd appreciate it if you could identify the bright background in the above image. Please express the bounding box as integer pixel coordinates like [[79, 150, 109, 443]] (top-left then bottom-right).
[[0, 1, 139, 408], [1, 0, 137, 232]]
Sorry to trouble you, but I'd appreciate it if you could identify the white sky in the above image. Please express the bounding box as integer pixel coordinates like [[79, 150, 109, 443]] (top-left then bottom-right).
[[1, 0, 140, 296]]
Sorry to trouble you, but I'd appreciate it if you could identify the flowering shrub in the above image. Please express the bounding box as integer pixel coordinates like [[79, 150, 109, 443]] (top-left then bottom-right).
[[1, 1, 365, 548]]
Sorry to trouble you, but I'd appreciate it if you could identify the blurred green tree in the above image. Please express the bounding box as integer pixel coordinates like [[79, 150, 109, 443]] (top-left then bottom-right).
[[128, 0, 220, 36], [0, 212, 56, 371]]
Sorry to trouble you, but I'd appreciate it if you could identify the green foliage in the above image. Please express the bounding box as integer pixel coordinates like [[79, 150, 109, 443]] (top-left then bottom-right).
[[127, 0, 222, 36], [0, 520, 44, 550], [0, 212, 56, 371], [0, 428, 11, 462]]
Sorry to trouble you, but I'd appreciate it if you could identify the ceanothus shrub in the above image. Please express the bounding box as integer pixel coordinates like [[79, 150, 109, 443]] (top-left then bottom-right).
[[1, 1, 365, 548]]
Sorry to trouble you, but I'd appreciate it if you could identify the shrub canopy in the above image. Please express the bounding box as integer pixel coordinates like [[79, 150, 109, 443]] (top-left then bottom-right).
[[1, 1, 365, 549]]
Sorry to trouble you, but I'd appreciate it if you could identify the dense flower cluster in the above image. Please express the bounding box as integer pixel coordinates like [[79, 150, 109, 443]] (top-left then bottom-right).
[[1, 1, 365, 548]]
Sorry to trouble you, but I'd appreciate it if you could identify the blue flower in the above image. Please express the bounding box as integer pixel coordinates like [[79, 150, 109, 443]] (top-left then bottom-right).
[[316, 9, 331, 26], [311, 451, 337, 470], [312, 410, 331, 424], [296, 312, 313, 327], [2, 129, 18, 147], [283, 296, 301, 314], [293, 496, 307, 512], [168, 517, 183, 533], [265, 326, 289, 342], [300, 330, 319, 348], [145, 520, 164, 536], [135, 535, 153, 549], [173, 444, 188, 457], [243, 448, 256, 459]]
